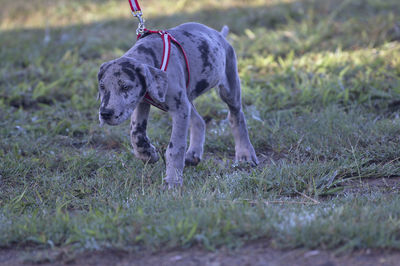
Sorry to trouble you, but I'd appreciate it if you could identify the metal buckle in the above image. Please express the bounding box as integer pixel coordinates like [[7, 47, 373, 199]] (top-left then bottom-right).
[[132, 11, 145, 35]]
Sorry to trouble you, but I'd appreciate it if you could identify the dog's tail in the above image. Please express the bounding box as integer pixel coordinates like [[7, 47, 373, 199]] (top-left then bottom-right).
[[221, 25, 229, 38]]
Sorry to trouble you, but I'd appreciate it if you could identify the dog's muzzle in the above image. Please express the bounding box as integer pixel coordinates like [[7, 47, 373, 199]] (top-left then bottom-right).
[[100, 108, 114, 120]]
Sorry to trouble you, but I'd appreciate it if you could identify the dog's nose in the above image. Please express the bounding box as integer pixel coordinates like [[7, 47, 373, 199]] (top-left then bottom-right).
[[100, 108, 114, 119]]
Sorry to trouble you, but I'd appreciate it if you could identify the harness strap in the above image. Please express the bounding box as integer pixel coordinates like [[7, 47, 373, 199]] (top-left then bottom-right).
[[159, 32, 171, 71], [137, 29, 190, 112]]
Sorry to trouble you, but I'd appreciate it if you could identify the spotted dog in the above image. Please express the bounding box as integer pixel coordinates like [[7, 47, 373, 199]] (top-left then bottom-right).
[[97, 22, 258, 188]]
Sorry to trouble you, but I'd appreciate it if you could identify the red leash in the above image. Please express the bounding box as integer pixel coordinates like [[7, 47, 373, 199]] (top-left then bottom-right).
[[127, 0, 190, 112], [128, 0, 141, 13]]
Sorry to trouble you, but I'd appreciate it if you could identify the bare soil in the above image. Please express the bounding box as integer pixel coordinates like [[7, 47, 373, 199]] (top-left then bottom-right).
[[342, 176, 400, 194], [1, 242, 400, 266]]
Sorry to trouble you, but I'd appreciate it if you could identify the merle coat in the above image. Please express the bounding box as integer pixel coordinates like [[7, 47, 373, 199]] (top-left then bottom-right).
[[97, 22, 258, 187]]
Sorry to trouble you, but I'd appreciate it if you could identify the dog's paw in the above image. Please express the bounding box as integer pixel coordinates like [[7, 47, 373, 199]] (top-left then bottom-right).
[[235, 146, 259, 166], [164, 167, 184, 189], [163, 175, 183, 189], [134, 145, 159, 164], [185, 150, 201, 166]]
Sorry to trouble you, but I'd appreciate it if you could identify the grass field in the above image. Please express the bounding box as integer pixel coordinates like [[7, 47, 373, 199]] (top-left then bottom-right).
[[1, 0, 400, 261]]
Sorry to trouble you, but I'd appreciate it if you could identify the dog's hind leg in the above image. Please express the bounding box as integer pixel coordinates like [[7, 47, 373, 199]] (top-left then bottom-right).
[[219, 45, 258, 166], [130, 102, 159, 163], [185, 104, 205, 166]]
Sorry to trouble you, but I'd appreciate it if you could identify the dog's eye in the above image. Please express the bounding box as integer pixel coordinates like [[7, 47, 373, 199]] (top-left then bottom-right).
[[118, 80, 133, 92], [121, 84, 129, 91]]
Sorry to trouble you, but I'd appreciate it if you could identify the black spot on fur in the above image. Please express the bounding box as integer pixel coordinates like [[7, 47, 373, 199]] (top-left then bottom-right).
[[225, 45, 239, 93], [135, 68, 147, 96], [169, 142, 173, 148], [122, 68, 136, 82], [228, 105, 240, 115], [136, 135, 150, 149], [213, 46, 220, 54], [198, 40, 212, 73], [132, 120, 147, 135], [182, 31, 191, 37], [119, 61, 136, 70], [113, 71, 121, 77], [119, 61, 137, 81], [130, 121, 137, 131], [194, 79, 209, 97], [102, 91, 111, 108], [174, 91, 183, 109], [137, 45, 160, 68], [182, 31, 196, 41], [141, 150, 151, 157], [98, 63, 112, 81]]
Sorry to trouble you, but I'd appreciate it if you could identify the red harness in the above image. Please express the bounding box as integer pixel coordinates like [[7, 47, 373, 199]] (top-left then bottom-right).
[[128, 0, 190, 112], [138, 30, 191, 112]]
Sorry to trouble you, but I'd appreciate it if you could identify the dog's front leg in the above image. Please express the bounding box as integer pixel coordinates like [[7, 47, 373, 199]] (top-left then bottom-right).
[[164, 101, 190, 188], [130, 102, 159, 163]]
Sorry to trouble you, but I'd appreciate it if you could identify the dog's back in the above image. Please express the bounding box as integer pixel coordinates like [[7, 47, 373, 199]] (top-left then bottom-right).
[[169, 23, 231, 100]]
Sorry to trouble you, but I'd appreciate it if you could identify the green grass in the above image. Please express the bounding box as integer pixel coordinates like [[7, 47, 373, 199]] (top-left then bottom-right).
[[1, 0, 400, 256]]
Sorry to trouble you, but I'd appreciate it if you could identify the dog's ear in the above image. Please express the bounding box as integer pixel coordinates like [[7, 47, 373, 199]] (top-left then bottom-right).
[[142, 65, 168, 103]]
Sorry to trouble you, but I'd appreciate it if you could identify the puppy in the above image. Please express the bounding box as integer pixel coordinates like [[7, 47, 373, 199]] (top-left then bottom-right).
[[97, 22, 258, 188]]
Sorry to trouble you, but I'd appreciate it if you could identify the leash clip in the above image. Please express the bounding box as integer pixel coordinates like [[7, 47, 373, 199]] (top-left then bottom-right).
[[132, 11, 145, 35]]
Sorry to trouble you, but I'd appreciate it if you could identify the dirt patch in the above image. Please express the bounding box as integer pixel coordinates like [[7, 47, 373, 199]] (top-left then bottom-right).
[[342, 176, 400, 194], [1, 242, 399, 266]]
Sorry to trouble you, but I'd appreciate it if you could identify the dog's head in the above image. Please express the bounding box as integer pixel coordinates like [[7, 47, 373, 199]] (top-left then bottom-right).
[[97, 57, 168, 126]]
